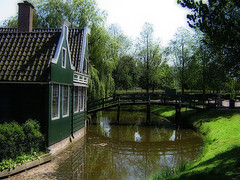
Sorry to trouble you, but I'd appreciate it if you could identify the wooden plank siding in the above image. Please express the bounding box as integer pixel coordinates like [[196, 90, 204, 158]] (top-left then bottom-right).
[[73, 111, 86, 133]]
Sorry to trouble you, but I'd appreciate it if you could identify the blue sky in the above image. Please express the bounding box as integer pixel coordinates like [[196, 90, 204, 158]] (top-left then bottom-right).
[[0, 0, 192, 46]]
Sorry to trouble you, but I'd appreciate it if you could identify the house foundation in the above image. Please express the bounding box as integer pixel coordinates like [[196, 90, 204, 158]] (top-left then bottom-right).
[[48, 127, 86, 155]]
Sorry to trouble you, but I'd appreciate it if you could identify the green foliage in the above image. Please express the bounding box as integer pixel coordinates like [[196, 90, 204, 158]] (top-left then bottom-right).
[[0, 119, 45, 168], [151, 163, 187, 180], [22, 119, 45, 154], [113, 55, 138, 91], [167, 27, 195, 94], [136, 22, 169, 92], [0, 121, 25, 161], [88, 24, 117, 99], [177, 0, 240, 76], [0, 154, 38, 171]]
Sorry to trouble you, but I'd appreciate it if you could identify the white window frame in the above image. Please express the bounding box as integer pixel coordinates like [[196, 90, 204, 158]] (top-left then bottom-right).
[[80, 88, 84, 112], [62, 85, 69, 117], [52, 84, 60, 120], [85, 88, 87, 109], [62, 47, 67, 68], [74, 86, 79, 113]]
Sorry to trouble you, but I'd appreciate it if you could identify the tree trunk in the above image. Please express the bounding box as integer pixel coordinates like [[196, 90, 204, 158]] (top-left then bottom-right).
[[181, 42, 185, 95]]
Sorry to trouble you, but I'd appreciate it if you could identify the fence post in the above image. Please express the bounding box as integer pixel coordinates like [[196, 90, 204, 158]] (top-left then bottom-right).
[[117, 95, 121, 123], [118, 95, 120, 105], [117, 105, 120, 123], [179, 96, 182, 107], [148, 94, 151, 105], [102, 98, 104, 109], [175, 105, 181, 123]]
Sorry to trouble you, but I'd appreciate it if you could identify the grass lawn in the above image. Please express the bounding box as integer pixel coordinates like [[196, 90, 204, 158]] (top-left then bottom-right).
[[151, 108, 240, 180], [151, 105, 197, 122]]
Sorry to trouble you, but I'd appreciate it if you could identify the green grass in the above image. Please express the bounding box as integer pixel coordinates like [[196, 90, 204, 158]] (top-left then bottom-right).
[[151, 109, 240, 180], [151, 106, 176, 118], [116, 89, 164, 94], [151, 105, 197, 123]]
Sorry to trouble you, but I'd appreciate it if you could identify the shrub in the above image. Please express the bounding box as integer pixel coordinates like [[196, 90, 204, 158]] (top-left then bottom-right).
[[0, 119, 45, 162], [0, 122, 25, 160], [22, 119, 45, 154]]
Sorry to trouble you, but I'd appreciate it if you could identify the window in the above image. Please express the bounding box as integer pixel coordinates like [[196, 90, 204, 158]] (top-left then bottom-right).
[[62, 85, 69, 117], [52, 84, 60, 119], [80, 88, 84, 111], [84, 89, 87, 109], [74, 86, 79, 113], [80, 88, 85, 111], [62, 48, 66, 68], [74, 87, 86, 113]]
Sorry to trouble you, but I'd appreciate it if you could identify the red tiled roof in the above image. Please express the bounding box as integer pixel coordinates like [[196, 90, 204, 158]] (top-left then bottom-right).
[[0, 28, 84, 82]]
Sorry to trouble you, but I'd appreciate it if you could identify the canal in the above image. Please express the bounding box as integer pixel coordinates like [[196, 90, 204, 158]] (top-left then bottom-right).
[[56, 111, 203, 180]]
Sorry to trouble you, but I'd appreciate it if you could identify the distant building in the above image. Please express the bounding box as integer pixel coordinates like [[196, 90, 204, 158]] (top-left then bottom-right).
[[0, 1, 89, 150]]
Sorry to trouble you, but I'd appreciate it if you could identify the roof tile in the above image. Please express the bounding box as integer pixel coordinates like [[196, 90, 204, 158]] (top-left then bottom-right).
[[0, 27, 84, 82]]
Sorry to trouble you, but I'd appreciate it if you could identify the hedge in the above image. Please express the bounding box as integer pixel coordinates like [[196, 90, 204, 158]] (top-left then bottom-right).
[[0, 119, 45, 162]]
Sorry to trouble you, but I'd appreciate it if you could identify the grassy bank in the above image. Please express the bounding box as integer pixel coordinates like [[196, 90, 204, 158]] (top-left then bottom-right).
[[151, 108, 240, 180], [151, 105, 197, 123]]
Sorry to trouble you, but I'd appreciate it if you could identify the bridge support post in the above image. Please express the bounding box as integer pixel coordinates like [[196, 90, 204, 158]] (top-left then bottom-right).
[[146, 94, 151, 124], [117, 105, 120, 123], [117, 96, 120, 123], [175, 105, 181, 123], [146, 105, 151, 124]]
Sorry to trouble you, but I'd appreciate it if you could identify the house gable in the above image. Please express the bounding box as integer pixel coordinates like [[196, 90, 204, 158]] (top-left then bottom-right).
[[50, 20, 74, 84]]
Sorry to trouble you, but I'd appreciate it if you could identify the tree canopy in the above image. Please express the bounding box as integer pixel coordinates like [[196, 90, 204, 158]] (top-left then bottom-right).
[[177, 0, 240, 76]]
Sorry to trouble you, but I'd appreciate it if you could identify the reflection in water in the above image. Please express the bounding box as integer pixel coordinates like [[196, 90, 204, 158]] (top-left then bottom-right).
[[134, 131, 141, 142], [56, 111, 203, 180]]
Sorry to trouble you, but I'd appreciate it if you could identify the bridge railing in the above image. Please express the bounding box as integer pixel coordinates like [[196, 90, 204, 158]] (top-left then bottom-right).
[[87, 93, 210, 113]]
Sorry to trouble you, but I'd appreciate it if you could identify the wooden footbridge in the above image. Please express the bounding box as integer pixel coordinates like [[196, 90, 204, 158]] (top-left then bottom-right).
[[87, 93, 215, 123]]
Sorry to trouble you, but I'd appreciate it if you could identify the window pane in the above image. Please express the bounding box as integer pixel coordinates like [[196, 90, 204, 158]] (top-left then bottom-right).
[[63, 86, 69, 116], [79, 87, 82, 111], [80, 88, 85, 111], [52, 85, 59, 119], [74, 87, 79, 112], [62, 48, 66, 68]]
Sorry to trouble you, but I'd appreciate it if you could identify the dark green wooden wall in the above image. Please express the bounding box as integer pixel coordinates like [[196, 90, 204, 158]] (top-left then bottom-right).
[[73, 111, 86, 133], [0, 83, 49, 138]]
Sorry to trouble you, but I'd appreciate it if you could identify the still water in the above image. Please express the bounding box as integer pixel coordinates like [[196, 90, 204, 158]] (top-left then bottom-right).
[[56, 111, 203, 180]]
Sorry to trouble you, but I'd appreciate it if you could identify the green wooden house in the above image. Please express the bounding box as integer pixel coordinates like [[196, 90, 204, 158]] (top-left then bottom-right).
[[0, 1, 89, 147]]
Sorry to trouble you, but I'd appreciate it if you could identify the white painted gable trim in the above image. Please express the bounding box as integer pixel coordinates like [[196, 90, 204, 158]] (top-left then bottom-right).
[[51, 32, 64, 64], [79, 25, 88, 72], [51, 20, 75, 70]]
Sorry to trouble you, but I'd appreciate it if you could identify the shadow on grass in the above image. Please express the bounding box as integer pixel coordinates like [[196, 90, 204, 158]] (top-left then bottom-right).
[[173, 146, 240, 180], [190, 146, 240, 176], [191, 109, 240, 122]]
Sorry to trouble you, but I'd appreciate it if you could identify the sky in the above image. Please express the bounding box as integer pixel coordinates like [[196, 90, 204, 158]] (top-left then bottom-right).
[[0, 0, 192, 46], [96, 0, 192, 45]]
